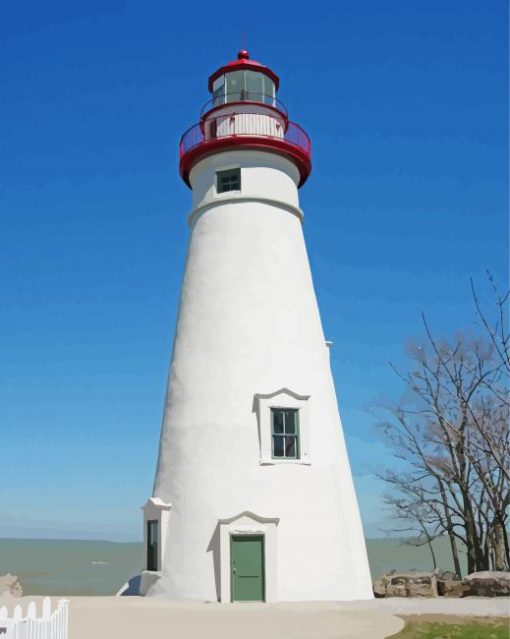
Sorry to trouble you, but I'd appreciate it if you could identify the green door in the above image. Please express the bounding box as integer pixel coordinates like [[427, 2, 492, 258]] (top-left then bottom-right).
[[231, 535, 265, 602]]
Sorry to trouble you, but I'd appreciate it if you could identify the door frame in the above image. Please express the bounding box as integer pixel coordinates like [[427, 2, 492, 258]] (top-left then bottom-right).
[[218, 511, 279, 603], [230, 534, 265, 602]]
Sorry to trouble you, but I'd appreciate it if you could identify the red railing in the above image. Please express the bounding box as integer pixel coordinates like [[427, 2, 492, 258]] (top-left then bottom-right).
[[179, 111, 311, 159]]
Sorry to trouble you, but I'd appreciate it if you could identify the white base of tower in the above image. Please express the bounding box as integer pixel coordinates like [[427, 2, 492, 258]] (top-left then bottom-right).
[[145, 150, 373, 602]]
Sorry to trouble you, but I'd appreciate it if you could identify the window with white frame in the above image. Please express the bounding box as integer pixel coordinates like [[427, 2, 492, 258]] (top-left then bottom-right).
[[254, 389, 311, 465], [142, 497, 171, 573]]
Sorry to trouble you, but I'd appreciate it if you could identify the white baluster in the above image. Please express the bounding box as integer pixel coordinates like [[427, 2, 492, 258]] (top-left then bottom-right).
[[41, 598, 51, 620], [52, 602, 60, 639], [62, 600, 69, 639], [26, 616, 33, 639], [26, 601, 36, 619], [0, 606, 9, 639], [55, 605, 61, 639], [12, 603, 22, 639], [41, 597, 50, 639], [25, 600, 35, 639]]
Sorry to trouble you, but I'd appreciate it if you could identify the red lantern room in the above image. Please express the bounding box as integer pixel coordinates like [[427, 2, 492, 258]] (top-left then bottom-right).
[[179, 50, 311, 188]]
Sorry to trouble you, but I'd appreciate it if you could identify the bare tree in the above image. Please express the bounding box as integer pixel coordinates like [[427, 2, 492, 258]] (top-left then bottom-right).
[[381, 474, 445, 571], [378, 276, 509, 575]]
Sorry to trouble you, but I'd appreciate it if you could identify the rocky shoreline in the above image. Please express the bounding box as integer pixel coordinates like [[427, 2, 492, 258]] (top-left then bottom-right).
[[373, 569, 510, 598]]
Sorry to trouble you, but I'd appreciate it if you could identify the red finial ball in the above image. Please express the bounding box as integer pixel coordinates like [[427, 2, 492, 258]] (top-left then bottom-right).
[[237, 49, 250, 60]]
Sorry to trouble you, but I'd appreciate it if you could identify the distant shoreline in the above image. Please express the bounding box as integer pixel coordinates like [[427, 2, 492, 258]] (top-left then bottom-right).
[[0, 535, 430, 543], [0, 536, 468, 597]]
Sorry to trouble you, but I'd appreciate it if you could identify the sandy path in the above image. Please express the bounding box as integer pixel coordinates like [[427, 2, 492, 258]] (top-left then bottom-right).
[[2, 597, 405, 639], [2, 596, 508, 638]]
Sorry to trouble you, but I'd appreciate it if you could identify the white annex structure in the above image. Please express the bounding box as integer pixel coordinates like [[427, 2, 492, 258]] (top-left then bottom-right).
[[141, 50, 373, 602]]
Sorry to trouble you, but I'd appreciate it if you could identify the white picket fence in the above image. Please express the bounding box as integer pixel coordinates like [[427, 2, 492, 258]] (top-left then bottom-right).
[[0, 597, 69, 639]]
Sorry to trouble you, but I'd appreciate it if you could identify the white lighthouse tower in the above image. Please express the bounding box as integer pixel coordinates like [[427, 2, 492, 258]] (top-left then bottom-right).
[[141, 50, 373, 602]]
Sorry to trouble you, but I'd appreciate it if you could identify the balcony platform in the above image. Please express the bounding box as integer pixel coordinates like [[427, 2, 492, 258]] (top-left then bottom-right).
[[179, 110, 311, 188]]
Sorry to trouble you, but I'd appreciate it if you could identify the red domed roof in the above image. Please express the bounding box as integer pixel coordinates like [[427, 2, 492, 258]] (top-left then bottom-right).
[[208, 49, 280, 92]]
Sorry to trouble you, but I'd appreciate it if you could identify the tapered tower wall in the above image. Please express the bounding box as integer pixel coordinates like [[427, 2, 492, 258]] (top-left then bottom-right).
[[148, 149, 373, 601]]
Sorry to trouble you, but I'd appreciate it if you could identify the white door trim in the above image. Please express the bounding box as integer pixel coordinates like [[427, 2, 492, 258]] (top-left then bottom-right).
[[218, 511, 279, 602]]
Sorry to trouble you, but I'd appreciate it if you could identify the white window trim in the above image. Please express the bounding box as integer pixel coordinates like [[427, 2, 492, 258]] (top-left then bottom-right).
[[254, 388, 311, 465], [141, 497, 172, 573], [218, 511, 279, 603]]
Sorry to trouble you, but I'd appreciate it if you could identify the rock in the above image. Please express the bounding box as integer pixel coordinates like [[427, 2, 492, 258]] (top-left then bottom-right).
[[372, 576, 387, 598], [373, 568, 510, 598], [387, 575, 408, 597], [401, 573, 437, 597], [373, 571, 438, 597], [437, 579, 470, 598], [407, 574, 437, 597], [464, 571, 510, 597], [0, 574, 23, 598], [465, 570, 510, 580], [434, 568, 459, 581]]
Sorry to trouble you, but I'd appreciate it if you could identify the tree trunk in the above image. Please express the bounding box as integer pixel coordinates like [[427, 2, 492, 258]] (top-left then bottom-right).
[[427, 539, 437, 570], [497, 513, 510, 570], [493, 521, 508, 571], [463, 493, 486, 573], [438, 481, 462, 576], [483, 532, 491, 569], [448, 528, 462, 577]]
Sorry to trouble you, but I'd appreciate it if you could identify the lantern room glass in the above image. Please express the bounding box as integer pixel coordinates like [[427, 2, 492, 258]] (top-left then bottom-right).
[[212, 76, 225, 107], [245, 70, 264, 101], [226, 71, 244, 102], [212, 71, 275, 107]]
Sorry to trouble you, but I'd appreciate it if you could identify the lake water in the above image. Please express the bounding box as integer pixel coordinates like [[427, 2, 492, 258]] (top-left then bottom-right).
[[0, 537, 467, 596]]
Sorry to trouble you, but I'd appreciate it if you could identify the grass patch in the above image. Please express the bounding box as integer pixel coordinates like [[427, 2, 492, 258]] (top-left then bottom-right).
[[391, 616, 509, 639]]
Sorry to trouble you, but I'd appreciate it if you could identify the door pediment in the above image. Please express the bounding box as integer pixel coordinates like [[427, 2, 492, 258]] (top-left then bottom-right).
[[218, 511, 279, 526]]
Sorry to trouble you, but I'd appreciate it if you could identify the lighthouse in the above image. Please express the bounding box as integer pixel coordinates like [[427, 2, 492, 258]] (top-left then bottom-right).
[[140, 50, 373, 602]]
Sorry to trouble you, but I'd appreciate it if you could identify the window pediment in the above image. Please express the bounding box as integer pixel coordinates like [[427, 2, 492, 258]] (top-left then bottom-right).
[[254, 387, 310, 403]]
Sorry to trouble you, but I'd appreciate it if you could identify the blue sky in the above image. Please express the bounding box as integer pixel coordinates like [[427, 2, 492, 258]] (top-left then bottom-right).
[[1, 1, 507, 541]]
